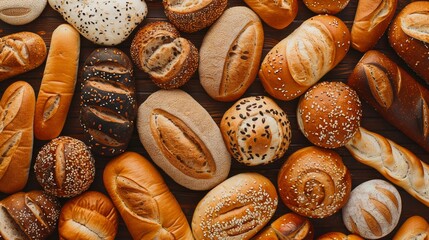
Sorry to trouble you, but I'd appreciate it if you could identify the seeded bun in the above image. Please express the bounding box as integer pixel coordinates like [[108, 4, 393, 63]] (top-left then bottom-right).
[[34, 136, 95, 198], [297, 81, 362, 148]]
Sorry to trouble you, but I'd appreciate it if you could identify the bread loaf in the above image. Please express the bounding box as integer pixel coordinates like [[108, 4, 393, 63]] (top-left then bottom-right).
[[348, 50, 429, 152], [199, 6, 263, 102], [243, 0, 297, 29], [34, 136, 95, 198], [59, 191, 118, 240], [103, 151, 193, 240], [254, 213, 314, 240], [163, 0, 227, 33], [345, 127, 429, 207], [137, 89, 231, 190], [259, 15, 350, 101], [0, 81, 35, 194], [48, 0, 147, 46], [278, 146, 352, 218], [0, 190, 61, 240], [0, 32, 46, 81], [34, 24, 80, 140], [351, 0, 397, 52], [303, 0, 350, 14], [342, 179, 402, 239], [388, 1, 429, 84], [191, 173, 278, 240], [81, 48, 136, 156], [0, 0, 47, 25], [393, 216, 429, 240], [220, 96, 291, 166], [130, 21, 198, 89], [317, 232, 364, 240]]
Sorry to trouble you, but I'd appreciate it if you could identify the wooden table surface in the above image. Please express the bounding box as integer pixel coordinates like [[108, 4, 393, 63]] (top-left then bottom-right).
[[1, 0, 428, 239]]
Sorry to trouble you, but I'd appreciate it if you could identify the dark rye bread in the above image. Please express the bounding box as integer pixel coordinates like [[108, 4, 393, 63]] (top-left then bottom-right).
[[81, 48, 136, 156], [0, 190, 61, 240]]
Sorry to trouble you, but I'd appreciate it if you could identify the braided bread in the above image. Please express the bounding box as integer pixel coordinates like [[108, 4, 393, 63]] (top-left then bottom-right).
[[345, 127, 429, 207]]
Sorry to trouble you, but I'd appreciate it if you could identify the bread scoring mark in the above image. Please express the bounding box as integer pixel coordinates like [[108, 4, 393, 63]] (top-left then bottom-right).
[[0, 86, 24, 133], [354, 0, 393, 32], [279, 0, 292, 10], [25, 196, 49, 229], [43, 94, 60, 122], [0, 38, 29, 68], [220, 22, 257, 97], [363, 63, 393, 109], [361, 208, 382, 237], [146, 38, 183, 77], [369, 197, 392, 224], [85, 80, 130, 95], [167, 0, 206, 11], [214, 204, 257, 236], [0, 8, 31, 16], [84, 105, 128, 124], [422, 98, 429, 138], [151, 109, 216, 179], [93, 61, 129, 75], [401, 11, 429, 43], [116, 175, 159, 222], [271, 216, 311, 238], [346, 128, 385, 161], [0, 131, 22, 180], [87, 129, 124, 147], [0, 205, 28, 239], [54, 143, 65, 189], [375, 186, 400, 209]]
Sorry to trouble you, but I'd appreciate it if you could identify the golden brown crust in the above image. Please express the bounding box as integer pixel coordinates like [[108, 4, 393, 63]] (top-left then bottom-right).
[[103, 151, 194, 240], [259, 15, 350, 101], [303, 0, 350, 14], [244, 0, 298, 29], [393, 216, 429, 240], [255, 213, 314, 240], [191, 173, 278, 240], [0, 31, 47, 81], [317, 232, 364, 240], [0, 81, 35, 194], [278, 146, 352, 218], [34, 24, 80, 140], [59, 191, 118, 240]]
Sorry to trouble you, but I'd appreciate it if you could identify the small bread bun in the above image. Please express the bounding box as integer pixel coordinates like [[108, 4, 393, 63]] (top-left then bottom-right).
[[303, 0, 350, 14], [278, 146, 352, 218], [220, 96, 291, 166], [59, 191, 118, 240], [243, 0, 298, 29], [34, 136, 95, 198], [317, 232, 364, 240], [342, 179, 402, 239], [297, 81, 362, 148], [393, 216, 429, 240], [254, 213, 314, 240]]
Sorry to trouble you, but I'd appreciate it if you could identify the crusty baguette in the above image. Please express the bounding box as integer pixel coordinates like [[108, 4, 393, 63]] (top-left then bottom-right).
[[34, 23, 80, 140], [259, 15, 350, 101], [103, 151, 194, 240], [0, 81, 35, 194], [0, 32, 47, 81], [345, 127, 429, 207], [348, 50, 429, 153], [351, 0, 397, 52], [393, 216, 429, 240]]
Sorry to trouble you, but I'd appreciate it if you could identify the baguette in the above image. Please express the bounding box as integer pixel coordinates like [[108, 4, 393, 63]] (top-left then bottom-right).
[[393, 216, 429, 240], [259, 15, 350, 101], [345, 127, 429, 207], [0, 81, 35, 194], [351, 0, 397, 52], [34, 23, 80, 140], [348, 50, 429, 152], [103, 151, 194, 240], [0, 32, 47, 81]]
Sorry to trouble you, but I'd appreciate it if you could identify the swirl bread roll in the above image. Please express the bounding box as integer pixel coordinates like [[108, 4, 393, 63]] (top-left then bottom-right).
[[103, 151, 193, 239], [137, 89, 230, 190], [34, 136, 95, 198], [220, 96, 291, 166], [342, 179, 402, 239], [0, 81, 35, 194], [259, 15, 350, 101], [393, 216, 429, 240], [303, 0, 350, 14], [317, 232, 364, 240], [243, 0, 298, 29], [191, 172, 278, 240], [0, 32, 47, 82], [34, 24, 80, 140], [199, 6, 263, 102], [59, 191, 118, 240], [0, 0, 47, 25], [254, 213, 314, 240], [278, 146, 352, 218], [0, 190, 61, 240]]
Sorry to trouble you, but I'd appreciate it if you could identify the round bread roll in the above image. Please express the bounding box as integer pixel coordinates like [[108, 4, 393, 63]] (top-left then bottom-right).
[[59, 191, 118, 240], [34, 136, 95, 198], [297, 81, 362, 148], [254, 212, 314, 240], [303, 0, 350, 14], [342, 179, 402, 239], [0, 0, 47, 25], [243, 0, 298, 29], [317, 232, 364, 240], [278, 146, 352, 218], [192, 172, 278, 240], [393, 215, 429, 240], [220, 96, 291, 166]]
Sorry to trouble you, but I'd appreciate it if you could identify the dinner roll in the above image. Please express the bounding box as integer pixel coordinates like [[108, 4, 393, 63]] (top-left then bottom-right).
[[254, 213, 314, 239]]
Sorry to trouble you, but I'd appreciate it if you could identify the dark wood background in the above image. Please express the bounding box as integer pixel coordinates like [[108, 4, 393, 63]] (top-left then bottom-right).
[[1, 0, 428, 239]]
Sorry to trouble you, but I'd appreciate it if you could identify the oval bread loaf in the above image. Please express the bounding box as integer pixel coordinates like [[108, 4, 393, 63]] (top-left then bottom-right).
[[0, 0, 47, 25], [200, 6, 263, 102], [393, 215, 429, 240], [243, 0, 298, 29], [0, 81, 35, 194], [34, 23, 80, 140], [103, 151, 194, 240], [191, 172, 278, 240], [259, 15, 350, 101], [0, 32, 47, 82], [81, 48, 136, 157], [317, 232, 364, 240], [254, 213, 314, 240], [137, 89, 231, 190], [303, 0, 350, 14]]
